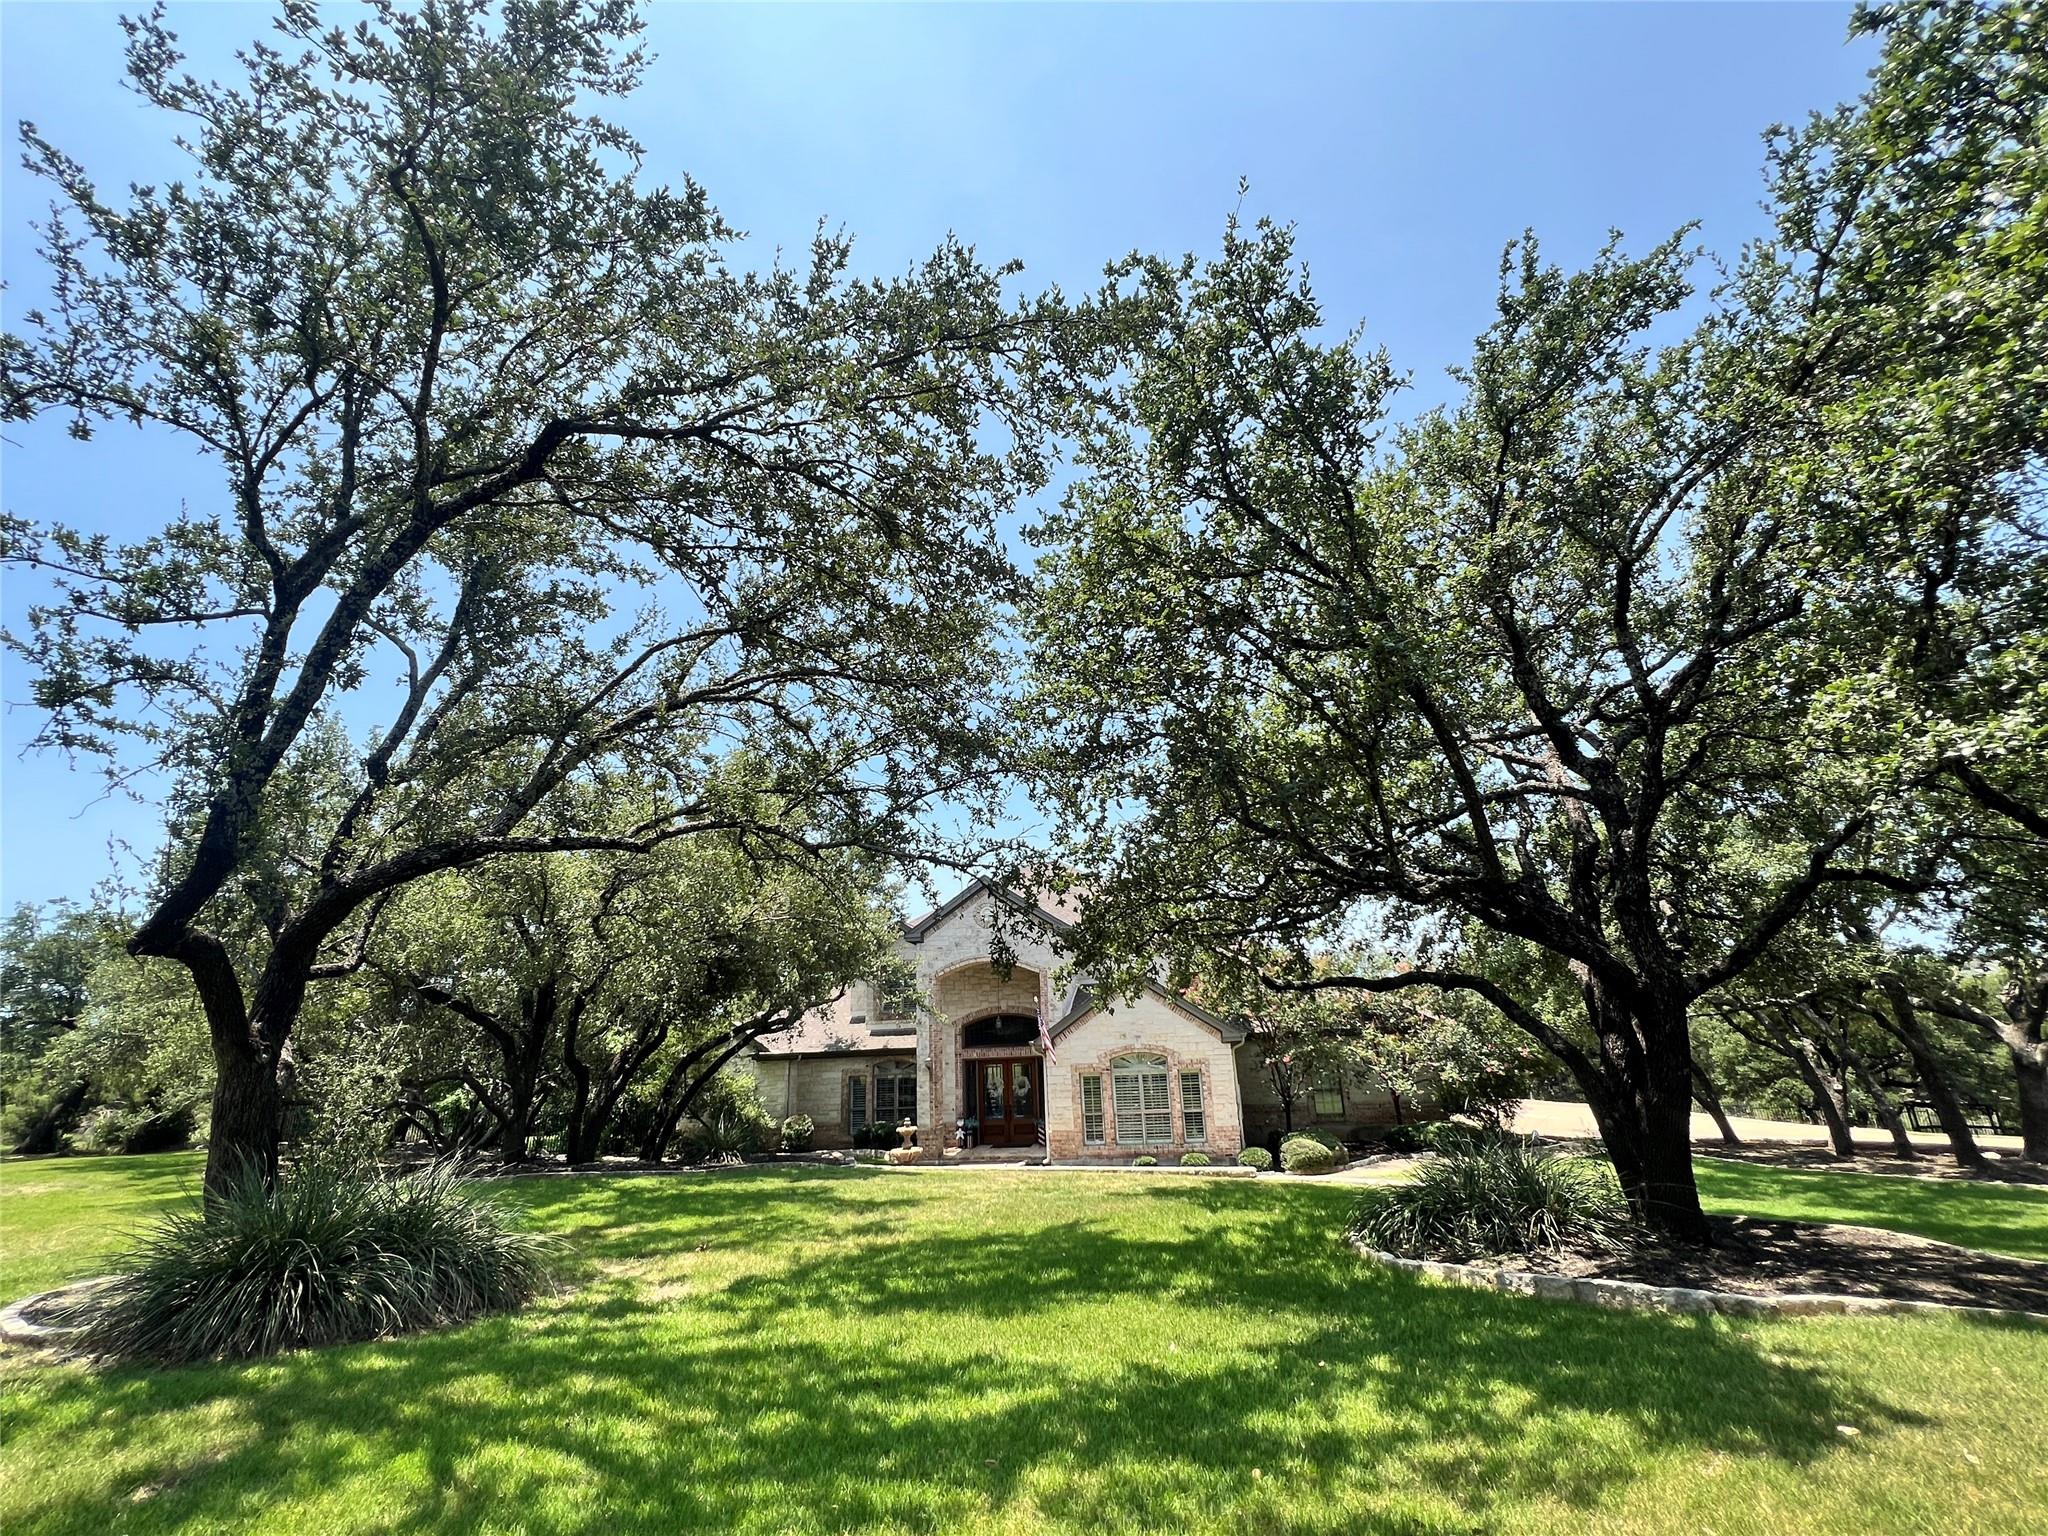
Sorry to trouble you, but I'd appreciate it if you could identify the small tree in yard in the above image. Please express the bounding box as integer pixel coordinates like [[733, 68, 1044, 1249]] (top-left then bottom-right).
[[1221, 961, 1530, 1135], [1, 902, 118, 1152], [1, 2, 1100, 1195], [373, 819, 899, 1165], [1028, 2, 2045, 1240]]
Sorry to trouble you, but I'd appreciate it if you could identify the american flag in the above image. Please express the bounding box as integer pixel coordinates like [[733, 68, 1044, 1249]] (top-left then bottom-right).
[[1036, 978, 1057, 1064]]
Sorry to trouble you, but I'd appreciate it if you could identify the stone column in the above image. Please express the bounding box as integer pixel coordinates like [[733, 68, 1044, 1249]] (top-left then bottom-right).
[[918, 1007, 950, 1151]]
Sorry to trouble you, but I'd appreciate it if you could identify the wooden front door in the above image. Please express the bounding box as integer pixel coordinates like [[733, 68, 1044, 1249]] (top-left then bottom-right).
[[975, 1058, 1041, 1147]]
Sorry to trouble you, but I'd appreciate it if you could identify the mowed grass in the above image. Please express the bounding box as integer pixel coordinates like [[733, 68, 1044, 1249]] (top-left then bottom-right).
[[0, 1151, 207, 1301], [0, 1159, 2042, 1535], [1695, 1157, 2048, 1261]]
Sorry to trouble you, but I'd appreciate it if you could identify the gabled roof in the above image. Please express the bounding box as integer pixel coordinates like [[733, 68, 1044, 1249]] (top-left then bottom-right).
[[1052, 979, 1247, 1044], [901, 877, 1079, 944]]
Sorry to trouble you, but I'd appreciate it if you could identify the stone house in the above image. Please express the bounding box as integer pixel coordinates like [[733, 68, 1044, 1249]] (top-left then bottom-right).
[[745, 879, 1414, 1160]]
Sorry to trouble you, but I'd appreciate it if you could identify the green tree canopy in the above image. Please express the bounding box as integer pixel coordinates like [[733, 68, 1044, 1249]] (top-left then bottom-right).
[[1, 0, 1103, 1193], [1028, 0, 2046, 1236]]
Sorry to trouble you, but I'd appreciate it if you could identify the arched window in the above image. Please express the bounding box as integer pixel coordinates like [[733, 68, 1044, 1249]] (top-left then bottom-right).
[[1110, 1053, 1171, 1144], [961, 1013, 1039, 1049]]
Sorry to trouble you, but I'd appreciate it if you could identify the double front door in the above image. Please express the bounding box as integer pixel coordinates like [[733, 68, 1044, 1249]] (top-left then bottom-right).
[[975, 1057, 1041, 1147]]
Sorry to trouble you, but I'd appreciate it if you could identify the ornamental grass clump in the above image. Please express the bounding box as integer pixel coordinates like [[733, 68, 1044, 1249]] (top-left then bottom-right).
[[1348, 1137, 1633, 1261], [71, 1158, 557, 1365]]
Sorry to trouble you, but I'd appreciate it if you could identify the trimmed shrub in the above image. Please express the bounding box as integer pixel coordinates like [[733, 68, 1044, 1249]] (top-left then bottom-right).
[[69, 1102, 198, 1155], [1416, 1120, 1513, 1156], [1280, 1134, 1340, 1174], [1236, 1146, 1273, 1171], [1179, 1152, 1211, 1167], [1375, 1123, 1425, 1154], [1132, 1154, 1158, 1167], [118, 1107, 197, 1155], [71, 1159, 556, 1364], [778, 1114, 816, 1153], [1347, 1139, 1631, 1260]]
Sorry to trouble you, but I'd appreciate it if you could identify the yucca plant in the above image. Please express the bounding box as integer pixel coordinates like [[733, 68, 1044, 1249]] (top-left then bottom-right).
[[1348, 1137, 1633, 1260], [69, 1157, 557, 1364]]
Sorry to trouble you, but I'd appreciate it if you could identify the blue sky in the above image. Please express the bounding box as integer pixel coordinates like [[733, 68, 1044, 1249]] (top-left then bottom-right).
[[0, 1, 1875, 912]]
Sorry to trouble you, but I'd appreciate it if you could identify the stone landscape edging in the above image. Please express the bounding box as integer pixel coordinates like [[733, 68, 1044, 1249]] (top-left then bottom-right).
[[0, 1277, 112, 1351], [1349, 1239, 2048, 1324]]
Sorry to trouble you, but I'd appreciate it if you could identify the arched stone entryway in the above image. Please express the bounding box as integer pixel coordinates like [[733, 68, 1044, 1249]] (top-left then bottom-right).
[[924, 957, 1052, 1150]]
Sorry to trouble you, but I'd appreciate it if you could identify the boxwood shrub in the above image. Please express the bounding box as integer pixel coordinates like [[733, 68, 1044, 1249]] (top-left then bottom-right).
[[1280, 1133, 1341, 1174], [1236, 1146, 1274, 1171], [1179, 1151, 1211, 1167], [1132, 1154, 1158, 1167]]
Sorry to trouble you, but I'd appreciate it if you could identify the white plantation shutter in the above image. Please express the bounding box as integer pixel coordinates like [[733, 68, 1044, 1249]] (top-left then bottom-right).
[[1081, 1075, 1106, 1144], [875, 1062, 916, 1123], [1112, 1072, 1143, 1144], [1111, 1054, 1172, 1144], [1180, 1071, 1205, 1144]]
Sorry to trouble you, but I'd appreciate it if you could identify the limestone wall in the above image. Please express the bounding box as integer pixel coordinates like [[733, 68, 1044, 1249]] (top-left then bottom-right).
[[1043, 991, 1245, 1161], [743, 1054, 916, 1148]]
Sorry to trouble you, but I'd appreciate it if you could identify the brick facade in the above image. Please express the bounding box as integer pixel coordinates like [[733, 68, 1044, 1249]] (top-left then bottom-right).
[[746, 880, 1250, 1161], [1235, 1053, 1409, 1151], [1042, 991, 1244, 1160]]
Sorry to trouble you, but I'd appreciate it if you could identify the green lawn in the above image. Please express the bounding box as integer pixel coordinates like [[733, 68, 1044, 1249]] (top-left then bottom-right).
[[2, 1158, 2045, 1535], [0, 1152, 208, 1302], [1696, 1157, 2048, 1261]]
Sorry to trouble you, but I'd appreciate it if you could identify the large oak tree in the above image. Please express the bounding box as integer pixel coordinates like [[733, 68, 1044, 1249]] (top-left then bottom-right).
[[1028, 1, 2041, 1239], [1, 0, 1100, 1193]]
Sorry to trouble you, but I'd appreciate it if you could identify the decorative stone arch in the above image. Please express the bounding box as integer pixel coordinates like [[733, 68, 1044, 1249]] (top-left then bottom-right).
[[923, 954, 1052, 987], [926, 956, 1052, 1037], [960, 1012, 1041, 1050]]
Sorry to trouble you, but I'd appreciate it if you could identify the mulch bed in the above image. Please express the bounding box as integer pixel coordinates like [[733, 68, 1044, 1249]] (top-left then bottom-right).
[[1460, 1215, 2048, 1313]]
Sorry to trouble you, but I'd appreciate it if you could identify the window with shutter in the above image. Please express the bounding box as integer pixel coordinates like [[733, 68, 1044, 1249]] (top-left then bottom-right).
[[1081, 1075, 1105, 1144], [1180, 1071, 1205, 1144], [874, 1061, 917, 1124], [847, 1076, 867, 1130], [1110, 1053, 1172, 1144], [1313, 1073, 1344, 1117]]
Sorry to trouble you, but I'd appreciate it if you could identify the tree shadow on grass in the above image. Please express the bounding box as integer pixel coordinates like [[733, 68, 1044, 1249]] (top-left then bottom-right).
[[2, 1168, 1959, 1536]]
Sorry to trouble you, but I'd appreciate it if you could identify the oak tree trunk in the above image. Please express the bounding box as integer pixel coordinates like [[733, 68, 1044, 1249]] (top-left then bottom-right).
[[1688, 1056, 1741, 1147], [2009, 1049, 2048, 1166], [1841, 1044, 1917, 1158], [1787, 1036, 1857, 1158], [1876, 981, 1988, 1170], [204, 1034, 287, 1196], [1578, 984, 1709, 1243]]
